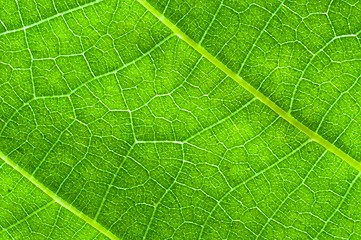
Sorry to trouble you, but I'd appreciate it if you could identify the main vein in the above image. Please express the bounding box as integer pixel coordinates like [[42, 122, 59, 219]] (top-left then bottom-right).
[[137, 0, 361, 172], [0, 151, 120, 240]]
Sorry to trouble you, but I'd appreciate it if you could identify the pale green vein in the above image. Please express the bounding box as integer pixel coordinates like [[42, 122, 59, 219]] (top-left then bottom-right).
[[315, 172, 361, 239], [143, 143, 185, 240], [0, 151, 120, 240], [0, 201, 55, 234], [94, 142, 136, 221], [0, 0, 103, 37], [137, 0, 361, 172], [198, 139, 313, 239]]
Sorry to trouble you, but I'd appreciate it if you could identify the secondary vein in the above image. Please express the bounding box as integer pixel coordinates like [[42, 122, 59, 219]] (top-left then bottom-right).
[[0, 151, 120, 240], [137, 0, 361, 172]]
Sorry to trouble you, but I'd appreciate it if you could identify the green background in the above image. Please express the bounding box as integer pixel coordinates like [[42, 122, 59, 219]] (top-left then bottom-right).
[[1, 0, 361, 239]]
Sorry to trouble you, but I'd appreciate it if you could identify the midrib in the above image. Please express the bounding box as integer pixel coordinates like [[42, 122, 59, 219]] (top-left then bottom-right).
[[137, 0, 361, 172], [0, 151, 120, 240]]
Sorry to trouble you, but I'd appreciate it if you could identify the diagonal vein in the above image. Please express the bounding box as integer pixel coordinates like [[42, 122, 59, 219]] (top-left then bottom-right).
[[0, 151, 120, 240], [137, 0, 361, 172], [0, 0, 103, 37], [0, 201, 56, 234]]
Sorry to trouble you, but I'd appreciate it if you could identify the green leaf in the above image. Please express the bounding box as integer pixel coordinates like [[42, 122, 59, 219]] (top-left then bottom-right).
[[0, 0, 360, 239]]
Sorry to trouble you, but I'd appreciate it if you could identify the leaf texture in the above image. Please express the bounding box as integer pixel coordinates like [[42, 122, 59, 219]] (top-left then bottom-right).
[[0, 0, 361, 239]]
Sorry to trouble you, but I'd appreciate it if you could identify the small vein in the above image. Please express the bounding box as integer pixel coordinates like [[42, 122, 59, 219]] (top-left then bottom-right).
[[0, 201, 55, 234], [197, 139, 312, 239], [315, 172, 361, 239], [137, 0, 361, 173], [142, 143, 185, 239], [237, 0, 285, 74], [0, 0, 103, 38], [94, 143, 136, 220]]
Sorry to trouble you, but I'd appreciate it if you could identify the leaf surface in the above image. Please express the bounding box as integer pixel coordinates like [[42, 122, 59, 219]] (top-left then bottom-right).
[[0, 0, 361, 239]]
